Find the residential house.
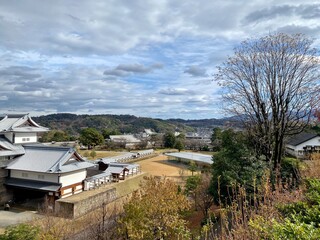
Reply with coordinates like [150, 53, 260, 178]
[286, 132, 320, 158]
[109, 134, 141, 149]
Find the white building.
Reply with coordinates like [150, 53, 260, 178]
[286, 133, 320, 158]
[0, 114, 94, 208]
[6, 145, 94, 200]
[109, 134, 141, 149]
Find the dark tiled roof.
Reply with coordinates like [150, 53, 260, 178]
[287, 132, 319, 146]
[5, 178, 61, 192]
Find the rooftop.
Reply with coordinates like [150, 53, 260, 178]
[6, 145, 94, 173]
[166, 152, 213, 165]
[287, 132, 319, 146]
[0, 136, 25, 158]
[0, 114, 49, 133]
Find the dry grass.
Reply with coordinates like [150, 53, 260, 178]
[137, 154, 193, 179]
[302, 153, 320, 178]
[77, 150, 124, 160]
[201, 179, 304, 240]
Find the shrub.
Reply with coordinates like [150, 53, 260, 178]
[0, 224, 40, 240]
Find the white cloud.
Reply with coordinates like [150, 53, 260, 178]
[0, 0, 319, 119]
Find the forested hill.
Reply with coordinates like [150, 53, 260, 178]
[33, 113, 235, 136]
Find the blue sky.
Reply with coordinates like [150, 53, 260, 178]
[0, 0, 320, 119]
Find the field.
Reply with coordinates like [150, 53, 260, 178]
[77, 150, 194, 179]
[77, 150, 123, 160]
[135, 154, 193, 182]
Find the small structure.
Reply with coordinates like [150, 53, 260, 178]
[96, 152, 135, 165]
[286, 133, 320, 158]
[109, 134, 141, 149]
[131, 149, 154, 158]
[144, 129, 156, 135]
[95, 149, 154, 164]
[84, 162, 141, 190]
[166, 152, 213, 166]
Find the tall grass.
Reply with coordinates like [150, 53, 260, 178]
[201, 169, 308, 239]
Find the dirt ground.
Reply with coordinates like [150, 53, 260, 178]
[136, 154, 193, 180]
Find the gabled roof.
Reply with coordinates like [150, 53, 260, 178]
[107, 166, 127, 174]
[109, 162, 139, 170]
[0, 113, 49, 133]
[6, 145, 94, 173]
[287, 133, 319, 146]
[0, 136, 25, 157]
[95, 152, 135, 164]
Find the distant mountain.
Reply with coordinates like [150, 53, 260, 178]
[167, 118, 226, 128]
[34, 113, 241, 136]
[168, 115, 244, 128]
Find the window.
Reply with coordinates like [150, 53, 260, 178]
[22, 172, 28, 177]
[22, 138, 30, 142]
[0, 156, 9, 161]
[38, 175, 44, 180]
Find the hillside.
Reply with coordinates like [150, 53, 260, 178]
[34, 113, 241, 136]
[33, 113, 195, 136]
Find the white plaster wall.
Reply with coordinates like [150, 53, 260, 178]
[287, 137, 320, 152]
[61, 193, 72, 198]
[14, 132, 37, 144]
[63, 188, 72, 194]
[294, 137, 320, 150]
[59, 170, 86, 187]
[10, 170, 59, 182]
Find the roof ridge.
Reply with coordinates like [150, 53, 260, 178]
[10, 114, 28, 130]
[47, 148, 75, 172]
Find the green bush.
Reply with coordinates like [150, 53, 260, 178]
[278, 201, 309, 218]
[90, 150, 97, 158]
[251, 178, 320, 239]
[305, 178, 320, 204]
[250, 216, 320, 240]
[0, 224, 40, 240]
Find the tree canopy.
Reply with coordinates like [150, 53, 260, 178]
[210, 129, 267, 204]
[216, 33, 320, 176]
[79, 128, 104, 148]
[163, 132, 176, 148]
[119, 176, 190, 240]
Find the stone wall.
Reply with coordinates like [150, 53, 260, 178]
[55, 173, 148, 219]
[0, 169, 12, 206]
[55, 188, 116, 218]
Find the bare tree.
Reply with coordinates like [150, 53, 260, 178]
[216, 33, 320, 178]
[74, 201, 120, 240]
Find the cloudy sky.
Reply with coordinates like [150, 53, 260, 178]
[0, 0, 320, 119]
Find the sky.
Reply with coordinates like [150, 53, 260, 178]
[0, 0, 320, 119]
